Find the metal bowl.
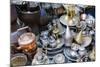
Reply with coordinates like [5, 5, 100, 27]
[11, 53, 27, 66]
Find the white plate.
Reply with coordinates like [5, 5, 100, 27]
[60, 15, 79, 26]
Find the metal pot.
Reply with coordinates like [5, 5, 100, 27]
[15, 2, 40, 27]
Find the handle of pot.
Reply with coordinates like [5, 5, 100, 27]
[17, 26, 32, 32]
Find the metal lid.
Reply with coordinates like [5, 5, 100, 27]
[18, 33, 35, 45]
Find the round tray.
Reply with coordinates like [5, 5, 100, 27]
[60, 15, 79, 26]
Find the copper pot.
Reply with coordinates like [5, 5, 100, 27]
[17, 32, 37, 53]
